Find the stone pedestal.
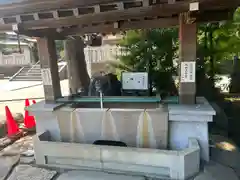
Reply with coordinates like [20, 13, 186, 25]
[168, 97, 215, 161]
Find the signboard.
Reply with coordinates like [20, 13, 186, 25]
[180, 62, 196, 82]
[122, 72, 148, 90]
[41, 68, 52, 86]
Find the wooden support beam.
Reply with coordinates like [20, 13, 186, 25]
[0, 8, 233, 33]
[194, 9, 234, 22]
[0, 0, 146, 17]
[13, 8, 233, 37]
[14, 0, 238, 32]
[37, 37, 62, 102]
[18, 28, 65, 39]
[178, 13, 196, 104]
[61, 17, 178, 35]
[17, 18, 177, 36]
[18, 2, 189, 30]
[0, 0, 238, 20]
[64, 37, 90, 95]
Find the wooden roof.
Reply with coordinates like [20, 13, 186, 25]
[0, 0, 239, 37]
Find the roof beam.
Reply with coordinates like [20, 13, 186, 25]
[0, 0, 238, 19]
[15, 9, 233, 37]
[0, 0, 155, 17]
[17, 0, 238, 31]
[64, 17, 178, 35]
[18, 2, 189, 30]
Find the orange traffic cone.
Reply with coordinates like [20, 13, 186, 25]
[32, 100, 36, 104]
[24, 99, 36, 129]
[5, 106, 20, 137]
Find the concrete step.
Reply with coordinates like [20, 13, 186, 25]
[13, 79, 42, 81]
[18, 73, 42, 76]
[18, 72, 41, 74]
[14, 75, 42, 78]
[15, 75, 41, 78]
[26, 68, 41, 71]
[10, 63, 66, 81]
[57, 171, 145, 180]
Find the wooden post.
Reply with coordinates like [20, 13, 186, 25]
[179, 13, 197, 104]
[64, 36, 90, 95]
[37, 37, 62, 102]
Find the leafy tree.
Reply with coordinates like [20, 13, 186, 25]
[114, 7, 240, 97]
[196, 8, 240, 94]
[114, 29, 178, 95]
[55, 40, 64, 59]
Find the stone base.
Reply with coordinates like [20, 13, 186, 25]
[57, 171, 145, 180]
[33, 131, 200, 180]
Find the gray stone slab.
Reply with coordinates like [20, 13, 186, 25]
[168, 103, 215, 116]
[0, 136, 33, 156]
[19, 156, 35, 164]
[0, 155, 19, 180]
[194, 171, 215, 180]
[210, 147, 240, 170]
[26, 100, 64, 112]
[7, 165, 57, 180]
[57, 171, 145, 180]
[203, 161, 238, 180]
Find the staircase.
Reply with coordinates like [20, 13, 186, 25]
[10, 61, 67, 81]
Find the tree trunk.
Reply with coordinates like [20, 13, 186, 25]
[209, 27, 214, 87]
[230, 56, 240, 93]
[64, 37, 90, 95]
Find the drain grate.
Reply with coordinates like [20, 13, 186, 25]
[93, 140, 127, 147]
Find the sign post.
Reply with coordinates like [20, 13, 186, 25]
[180, 62, 196, 83]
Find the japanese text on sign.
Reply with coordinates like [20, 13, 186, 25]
[180, 62, 196, 82]
[41, 68, 52, 85]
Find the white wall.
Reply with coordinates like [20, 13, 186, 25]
[0, 46, 32, 66]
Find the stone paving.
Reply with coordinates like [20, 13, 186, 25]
[57, 171, 145, 180]
[194, 161, 239, 180]
[8, 165, 57, 180]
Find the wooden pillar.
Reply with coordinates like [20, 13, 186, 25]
[179, 13, 197, 104]
[37, 37, 62, 102]
[64, 36, 90, 95]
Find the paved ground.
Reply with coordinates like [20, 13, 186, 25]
[0, 80, 70, 122]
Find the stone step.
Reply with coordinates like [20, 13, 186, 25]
[25, 69, 41, 72]
[18, 73, 42, 76]
[10, 63, 65, 81]
[57, 171, 146, 180]
[16, 76, 42, 79]
[14, 76, 42, 78]
[13, 79, 42, 81]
